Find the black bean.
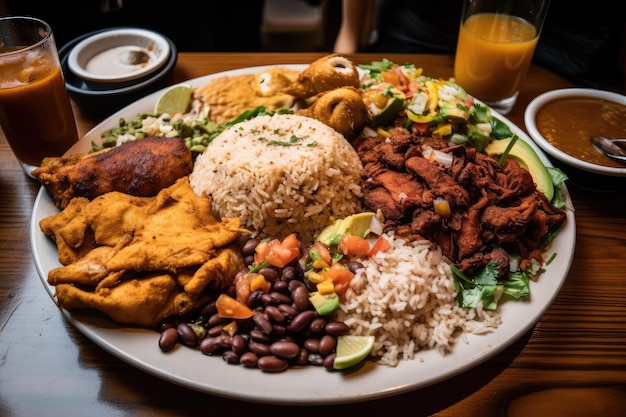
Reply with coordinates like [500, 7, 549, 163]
[269, 340, 300, 359]
[199, 337, 223, 355]
[278, 303, 299, 318]
[241, 239, 260, 257]
[240, 352, 259, 367]
[325, 321, 350, 336]
[246, 289, 264, 308]
[272, 324, 288, 335]
[323, 353, 336, 370]
[289, 310, 316, 333]
[207, 312, 228, 328]
[347, 260, 364, 273]
[257, 355, 289, 372]
[264, 305, 285, 323]
[318, 334, 336, 355]
[248, 341, 271, 356]
[291, 285, 310, 311]
[269, 291, 292, 305]
[207, 325, 225, 337]
[296, 348, 309, 366]
[303, 338, 320, 353]
[231, 334, 247, 355]
[288, 279, 306, 291]
[253, 311, 273, 334]
[222, 350, 240, 364]
[200, 301, 217, 318]
[272, 279, 289, 293]
[281, 265, 298, 281]
[249, 329, 272, 343]
[259, 267, 279, 282]
[158, 327, 179, 352]
[309, 317, 327, 333]
[177, 323, 198, 346]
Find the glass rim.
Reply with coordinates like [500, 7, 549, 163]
[0, 15, 53, 57]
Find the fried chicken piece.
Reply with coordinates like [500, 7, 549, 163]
[47, 245, 118, 286]
[54, 273, 211, 328]
[32, 136, 194, 209]
[42, 177, 250, 329]
[84, 193, 151, 247]
[183, 244, 243, 296]
[39, 197, 97, 265]
[280, 54, 360, 98]
[103, 179, 246, 272]
[297, 86, 369, 139]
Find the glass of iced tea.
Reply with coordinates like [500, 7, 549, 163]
[0, 16, 79, 178]
[453, 0, 551, 115]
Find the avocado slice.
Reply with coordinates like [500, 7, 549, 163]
[438, 82, 470, 122]
[363, 89, 406, 127]
[484, 138, 554, 201]
[316, 212, 375, 246]
[309, 291, 339, 315]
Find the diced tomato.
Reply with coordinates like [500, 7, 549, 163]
[411, 122, 430, 135]
[381, 68, 410, 92]
[338, 233, 370, 257]
[215, 294, 254, 319]
[318, 263, 354, 297]
[254, 233, 301, 268]
[234, 271, 251, 304]
[368, 236, 391, 257]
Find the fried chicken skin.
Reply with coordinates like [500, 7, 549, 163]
[32, 136, 193, 209]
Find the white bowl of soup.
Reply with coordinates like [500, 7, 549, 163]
[67, 27, 170, 85]
[524, 88, 626, 177]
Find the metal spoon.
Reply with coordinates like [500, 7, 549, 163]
[591, 135, 626, 163]
[118, 49, 151, 66]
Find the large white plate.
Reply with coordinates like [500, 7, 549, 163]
[31, 65, 576, 405]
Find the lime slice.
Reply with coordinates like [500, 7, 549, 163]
[333, 335, 375, 370]
[154, 84, 193, 115]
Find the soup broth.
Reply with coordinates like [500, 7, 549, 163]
[535, 97, 626, 168]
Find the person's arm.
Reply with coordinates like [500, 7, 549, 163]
[333, 0, 376, 53]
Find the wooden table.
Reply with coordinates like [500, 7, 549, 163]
[1, 53, 625, 416]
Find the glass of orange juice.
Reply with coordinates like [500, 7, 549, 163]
[0, 16, 79, 179]
[453, 0, 551, 115]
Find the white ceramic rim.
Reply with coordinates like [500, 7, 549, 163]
[524, 88, 626, 177]
[67, 28, 170, 83]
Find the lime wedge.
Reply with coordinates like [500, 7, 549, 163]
[333, 335, 375, 370]
[154, 84, 193, 115]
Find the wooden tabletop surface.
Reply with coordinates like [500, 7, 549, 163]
[1, 53, 625, 416]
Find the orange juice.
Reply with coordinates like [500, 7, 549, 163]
[0, 49, 78, 167]
[454, 13, 538, 102]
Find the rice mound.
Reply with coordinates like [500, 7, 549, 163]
[335, 234, 502, 367]
[189, 114, 363, 243]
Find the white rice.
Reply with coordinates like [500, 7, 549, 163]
[335, 234, 502, 367]
[189, 114, 363, 243]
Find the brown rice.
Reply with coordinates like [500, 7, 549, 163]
[189, 114, 363, 243]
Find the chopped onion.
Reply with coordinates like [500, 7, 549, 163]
[369, 214, 384, 236]
[422, 146, 454, 168]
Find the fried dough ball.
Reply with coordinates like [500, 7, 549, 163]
[298, 86, 369, 139]
[281, 54, 361, 98]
